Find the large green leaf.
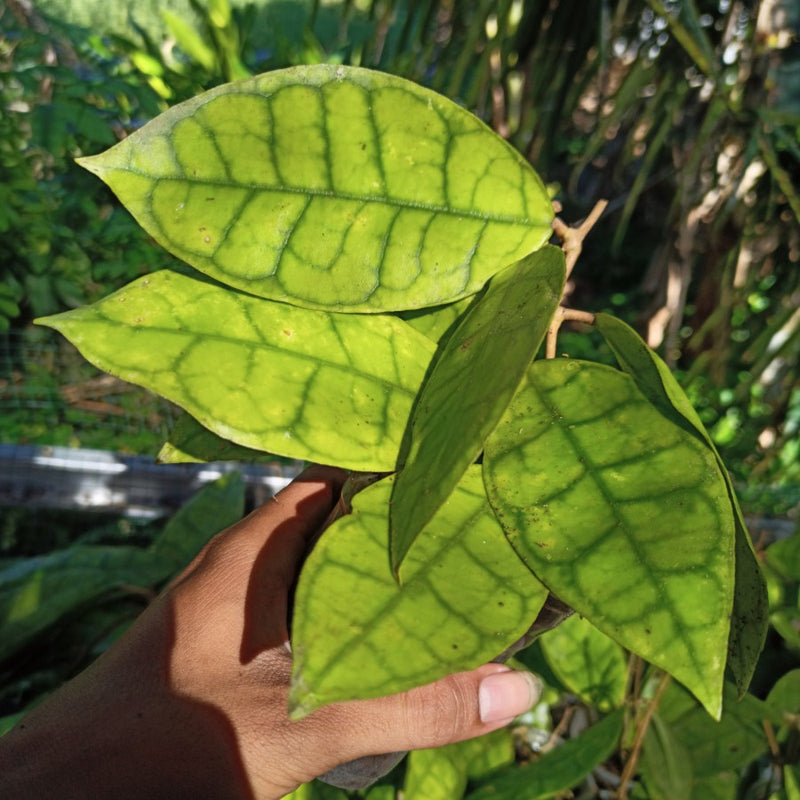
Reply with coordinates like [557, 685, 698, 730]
[483, 359, 735, 718]
[37, 270, 435, 471]
[465, 709, 624, 800]
[390, 246, 564, 573]
[77, 65, 553, 312]
[539, 613, 627, 712]
[594, 313, 768, 697]
[289, 468, 548, 716]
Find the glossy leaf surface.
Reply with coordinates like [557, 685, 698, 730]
[539, 613, 627, 711]
[289, 469, 548, 716]
[37, 270, 434, 471]
[78, 65, 553, 312]
[390, 246, 564, 573]
[595, 312, 768, 696]
[484, 359, 735, 718]
[465, 710, 623, 800]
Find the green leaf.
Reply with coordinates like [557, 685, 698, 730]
[37, 270, 435, 471]
[594, 313, 768, 698]
[158, 411, 279, 464]
[767, 668, 800, 721]
[689, 774, 738, 800]
[289, 468, 548, 716]
[483, 359, 735, 718]
[639, 714, 693, 800]
[766, 532, 800, 581]
[151, 471, 245, 567]
[403, 732, 515, 800]
[0, 546, 158, 664]
[660, 681, 770, 777]
[77, 65, 553, 312]
[390, 246, 565, 573]
[403, 749, 467, 800]
[539, 614, 627, 712]
[465, 709, 623, 800]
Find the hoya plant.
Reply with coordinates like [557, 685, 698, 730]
[37, 65, 768, 793]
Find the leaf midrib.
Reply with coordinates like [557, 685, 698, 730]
[108, 167, 549, 227]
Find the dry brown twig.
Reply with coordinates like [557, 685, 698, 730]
[546, 200, 609, 359]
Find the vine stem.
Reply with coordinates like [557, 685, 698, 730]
[615, 671, 672, 800]
[546, 200, 608, 358]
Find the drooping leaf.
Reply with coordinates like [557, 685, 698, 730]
[158, 411, 280, 464]
[595, 312, 768, 698]
[77, 65, 554, 312]
[289, 468, 548, 717]
[639, 713, 693, 800]
[484, 359, 735, 718]
[539, 614, 627, 712]
[659, 681, 771, 777]
[390, 246, 564, 574]
[465, 709, 624, 800]
[37, 270, 434, 471]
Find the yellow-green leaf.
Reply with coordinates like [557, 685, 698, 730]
[595, 313, 768, 697]
[37, 270, 434, 471]
[77, 65, 553, 312]
[484, 359, 735, 718]
[289, 468, 548, 716]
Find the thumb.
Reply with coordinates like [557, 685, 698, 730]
[304, 663, 541, 772]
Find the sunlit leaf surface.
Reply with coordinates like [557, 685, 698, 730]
[38, 270, 434, 471]
[78, 65, 553, 312]
[484, 359, 735, 718]
[290, 469, 547, 716]
[390, 246, 564, 573]
[595, 313, 768, 696]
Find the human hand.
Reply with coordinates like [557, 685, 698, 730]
[0, 465, 541, 800]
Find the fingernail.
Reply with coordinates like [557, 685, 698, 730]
[478, 671, 541, 724]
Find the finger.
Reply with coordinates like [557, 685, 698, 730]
[295, 664, 542, 770]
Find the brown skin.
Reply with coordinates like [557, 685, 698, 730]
[0, 466, 540, 800]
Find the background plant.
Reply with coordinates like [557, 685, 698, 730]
[1, 2, 798, 798]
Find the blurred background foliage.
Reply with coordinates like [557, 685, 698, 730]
[1, 2, 799, 797]
[1, 0, 798, 499]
